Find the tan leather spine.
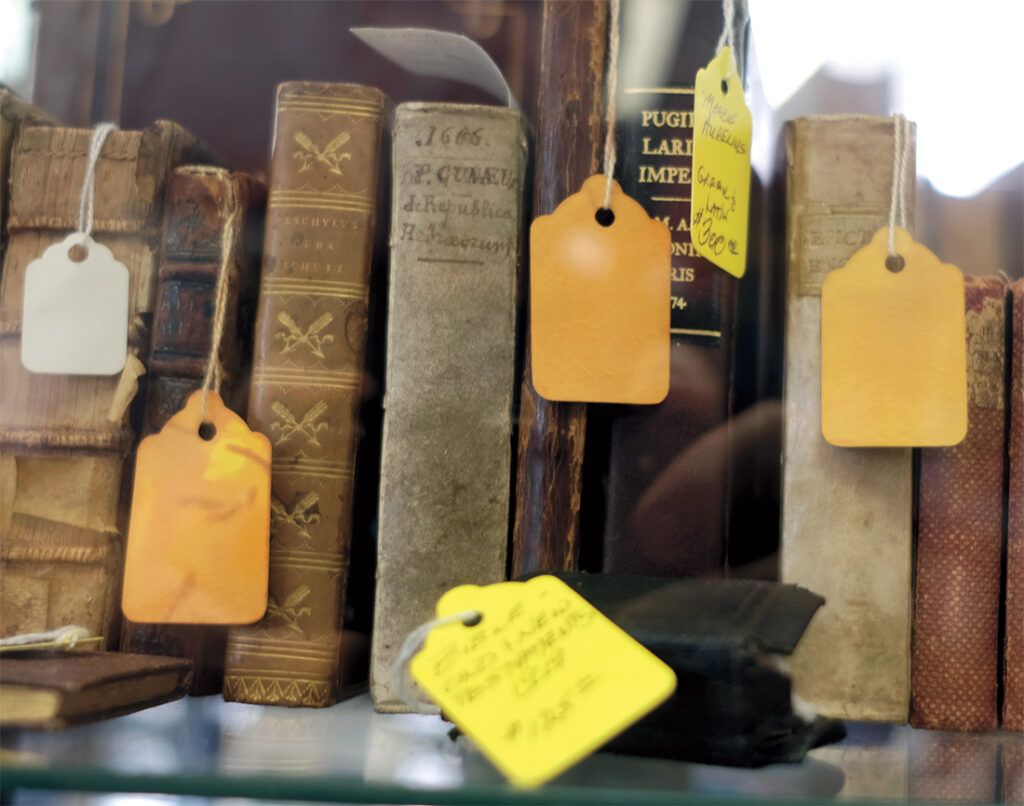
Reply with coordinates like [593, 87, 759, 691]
[0, 122, 211, 646]
[781, 115, 915, 722]
[371, 103, 527, 713]
[223, 82, 385, 708]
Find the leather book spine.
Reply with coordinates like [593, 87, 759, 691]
[1005, 278, 1024, 731]
[0, 122, 211, 647]
[1, 88, 55, 264]
[911, 276, 1007, 730]
[601, 0, 743, 577]
[511, 0, 606, 578]
[224, 82, 385, 708]
[119, 166, 265, 695]
[371, 103, 526, 712]
[781, 116, 915, 722]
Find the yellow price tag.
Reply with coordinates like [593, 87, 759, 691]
[691, 46, 751, 278]
[409, 576, 676, 788]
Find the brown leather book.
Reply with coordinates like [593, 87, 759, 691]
[0, 122, 213, 647]
[601, 0, 744, 577]
[1, 86, 55, 262]
[912, 276, 1007, 731]
[1005, 278, 1024, 732]
[119, 166, 265, 695]
[0, 651, 191, 729]
[370, 102, 527, 713]
[224, 82, 385, 708]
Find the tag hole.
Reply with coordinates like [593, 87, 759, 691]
[595, 208, 615, 227]
[885, 254, 905, 273]
[721, 78, 729, 95]
[463, 613, 483, 627]
[67, 243, 88, 263]
[198, 422, 217, 441]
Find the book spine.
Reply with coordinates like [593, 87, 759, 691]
[601, 0, 742, 577]
[511, 0, 606, 577]
[370, 103, 526, 712]
[1005, 278, 1024, 731]
[911, 277, 1007, 730]
[1, 89, 55, 264]
[223, 82, 384, 708]
[780, 116, 915, 722]
[120, 166, 264, 695]
[0, 122, 210, 647]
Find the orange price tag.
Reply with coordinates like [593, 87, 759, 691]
[821, 227, 968, 447]
[122, 390, 272, 624]
[530, 175, 670, 404]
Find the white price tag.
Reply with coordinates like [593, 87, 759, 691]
[21, 233, 129, 375]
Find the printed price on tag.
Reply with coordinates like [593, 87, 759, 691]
[410, 576, 676, 788]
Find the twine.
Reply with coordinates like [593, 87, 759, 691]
[76, 123, 118, 245]
[0, 625, 100, 653]
[887, 113, 912, 259]
[600, 0, 621, 210]
[392, 609, 481, 708]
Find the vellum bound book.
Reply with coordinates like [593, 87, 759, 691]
[370, 103, 527, 713]
[780, 116, 915, 722]
[0, 122, 212, 646]
[224, 82, 385, 708]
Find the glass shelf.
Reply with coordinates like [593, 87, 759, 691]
[2, 693, 1020, 804]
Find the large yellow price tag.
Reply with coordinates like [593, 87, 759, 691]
[409, 576, 676, 788]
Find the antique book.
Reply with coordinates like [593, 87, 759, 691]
[1005, 278, 1024, 732]
[223, 82, 385, 708]
[601, 0, 745, 577]
[0, 122, 213, 647]
[511, 0, 606, 577]
[911, 276, 1007, 730]
[370, 103, 526, 713]
[780, 116, 915, 722]
[119, 166, 265, 695]
[1, 86, 55, 261]
[0, 651, 191, 729]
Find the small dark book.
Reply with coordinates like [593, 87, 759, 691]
[0, 652, 192, 730]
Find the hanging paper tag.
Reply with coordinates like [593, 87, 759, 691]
[122, 390, 272, 624]
[21, 234, 129, 375]
[822, 227, 968, 447]
[410, 575, 676, 788]
[690, 46, 751, 278]
[530, 175, 670, 404]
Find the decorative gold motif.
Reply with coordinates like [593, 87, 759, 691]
[292, 131, 352, 177]
[275, 312, 335, 359]
[223, 675, 332, 708]
[266, 585, 313, 635]
[270, 492, 321, 540]
[269, 401, 329, 447]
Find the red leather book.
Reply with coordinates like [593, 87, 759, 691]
[1004, 278, 1024, 731]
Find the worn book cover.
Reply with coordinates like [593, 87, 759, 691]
[912, 276, 1006, 731]
[0, 86, 54, 263]
[0, 122, 213, 647]
[0, 651, 191, 729]
[224, 82, 385, 708]
[1005, 278, 1024, 732]
[781, 116, 915, 722]
[120, 166, 265, 695]
[371, 103, 527, 713]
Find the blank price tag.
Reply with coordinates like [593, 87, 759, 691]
[21, 234, 129, 375]
[122, 391, 272, 624]
[822, 227, 968, 447]
[530, 175, 670, 404]
[410, 575, 677, 788]
[691, 46, 751, 278]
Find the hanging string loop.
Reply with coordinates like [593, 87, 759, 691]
[75, 122, 118, 247]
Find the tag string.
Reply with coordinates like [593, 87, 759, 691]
[600, 0, 621, 211]
[715, 0, 737, 61]
[76, 122, 118, 244]
[0, 625, 99, 653]
[887, 113, 911, 259]
[392, 609, 480, 708]
[198, 184, 241, 423]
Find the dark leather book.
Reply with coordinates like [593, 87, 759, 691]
[912, 276, 1007, 731]
[601, 0, 746, 577]
[511, 0, 607, 577]
[0, 651, 191, 729]
[224, 82, 385, 708]
[119, 166, 265, 695]
[0, 122, 215, 648]
[539, 573, 845, 766]
[1005, 278, 1024, 732]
